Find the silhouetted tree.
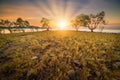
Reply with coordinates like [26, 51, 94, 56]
[24, 20, 30, 32]
[16, 18, 24, 27]
[0, 19, 4, 34]
[41, 18, 50, 31]
[4, 20, 13, 33]
[16, 18, 30, 32]
[73, 11, 106, 32]
[76, 14, 90, 26]
[71, 14, 90, 31]
[0, 18, 31, 33]
[87, 11, 106, 32]
[71, 19, 79, 31]
[16, 18, 24, 32]
[24, 20, 30, 27]
[0, 19, 4, 26]
[13, 22, 18, 27]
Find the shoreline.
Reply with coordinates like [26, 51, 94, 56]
[1, 30, 120, 35]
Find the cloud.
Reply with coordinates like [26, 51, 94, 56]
[0, 0, 120, 25]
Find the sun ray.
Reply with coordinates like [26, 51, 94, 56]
[57, 19, 68, 30]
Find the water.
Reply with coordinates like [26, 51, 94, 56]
[1, 25, 120, 34]
[78, 25, 120, 33]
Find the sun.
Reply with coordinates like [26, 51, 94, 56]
[58, 20, 68, 30]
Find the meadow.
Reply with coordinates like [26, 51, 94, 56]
[0, 31, 120, 80]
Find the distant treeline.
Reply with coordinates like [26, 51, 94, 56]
[0, 18, 41, 34]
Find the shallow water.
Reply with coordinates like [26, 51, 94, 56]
[77, 25, 120, 33]
[1, 25, 120, 34]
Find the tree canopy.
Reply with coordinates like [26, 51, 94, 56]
[40, 18, 51, 31]
[71, 11, 106, 32]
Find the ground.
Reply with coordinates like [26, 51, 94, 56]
[0, 31, 120, 80]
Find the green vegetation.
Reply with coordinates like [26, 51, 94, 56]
[0, 31, 120, 80]
[0, 18, 40, 34]
[71, 11, 106, 32]
[40, 18, 51, 31]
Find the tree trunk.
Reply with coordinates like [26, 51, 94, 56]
[8, 27, 12, 33]
[0, 29, 2, 34]
[47, 27, 49, 31]
[76, 29, 78, 31]
[76, 27, 79, 31]
[22, 29, 25, 32]
[88, 25, 96, 32]
[3, 29, 5, 34]
[91, 29, 94, 32]
[36, 29, 38, 32]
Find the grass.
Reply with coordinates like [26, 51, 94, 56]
[0, 31, 120, 80]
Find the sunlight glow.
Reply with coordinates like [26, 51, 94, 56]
[58, 20, 68, 30]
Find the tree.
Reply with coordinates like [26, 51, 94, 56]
[16, 18, 24, 27]
[4, 20, 13, 33]
[71, 19, 79, 31]
[4, 20, 10, 27]
[71, 14, 90, 31]
[0, 19, 13, 33]
[0, 19, 4, 34]
[16, 18, 30, 32]
[72, 11, 106, 32]
[0, 18, 31, 33]
[0, 19, 4, 26]
[87, 11, 106, 32]
[40, 18, 50, 31]
[16, 18, 24, 32]
[24, 20, 30, 27]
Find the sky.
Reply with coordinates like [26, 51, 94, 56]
[0, 0, 120, 26]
